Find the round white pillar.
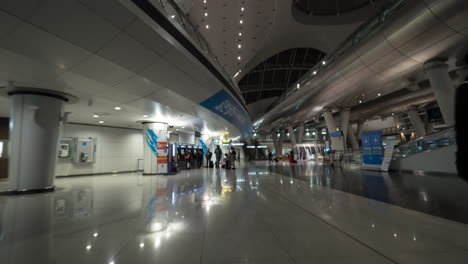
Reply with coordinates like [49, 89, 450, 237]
[142, 122, 168, 175]
[8, 90, 67, 192]
[424, 60, 455, 126]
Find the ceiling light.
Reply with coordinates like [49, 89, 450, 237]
[114, 106, 122, 110]
[93, 114, 99, 118]
[99, 121, 104, 124]
[86, 245, 92, 250]
[240, 20, 243, 24]
[239, 32, 242, 36]
[241, 7, 244, 11]
[204, 12, 208, 16]
[296, 83, 300, 89]
[171, 15, 175, 18]
[392, 113, 395, 116]
[377, 93, 381, 97]
[238, 44, 241, 48]
[237, 56, 241, 60]
[93, 233, 98, 237]
[359, 100, 362, 103]
[322, 61, 326, 65]
[203, 0, 206, 3]
[313, 71, 317, 75]
[206, 24, 209, 29]
[142, 115, 149, 118]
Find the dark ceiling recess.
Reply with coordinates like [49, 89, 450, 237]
[294, 0, 379, 16]
[239, 48, 325, 105]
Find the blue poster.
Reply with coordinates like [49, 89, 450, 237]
[362, 131, 383, 165]
[200, 89, 253, 136]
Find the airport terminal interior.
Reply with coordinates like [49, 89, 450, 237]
[1, 0, 468, 263]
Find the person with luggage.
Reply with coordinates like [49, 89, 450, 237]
[196, 149, 203, 168]
[230, 147, 237, 169]
[214, 145, 222, 169]
[222, 153, 229, 169]
[185, 152, 191, 169]
[206, 148, 213, 168]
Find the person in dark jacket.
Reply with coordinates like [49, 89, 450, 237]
[206, 148, 213, 167]
[230, 147, 237, 169]
[214, 145, 222, 169]
[456, 75, 468, 180]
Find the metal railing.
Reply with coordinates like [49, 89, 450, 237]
[393, 127, 456, 160]
[153, 0, 242, 96]
[267, 0, 409, 112]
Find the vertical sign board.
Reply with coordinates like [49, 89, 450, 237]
[362, 131, 383, 165]
[157, 142, 168, 174]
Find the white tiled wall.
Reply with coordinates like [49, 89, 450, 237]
[56, 124, 143, 176]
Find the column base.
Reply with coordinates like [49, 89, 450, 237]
[0, 186, 55, 195]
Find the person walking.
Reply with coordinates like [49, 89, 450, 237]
[268, 151, 273, 162]
[214, 145, 222, 169]
[230, 147, 237, 169]
[206, 148, 213, 168]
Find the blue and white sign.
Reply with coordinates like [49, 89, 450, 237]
[362, 131, 383, 165]
[200, 89, 253, 136]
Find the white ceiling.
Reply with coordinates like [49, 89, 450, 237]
[0, 0, 244, 137]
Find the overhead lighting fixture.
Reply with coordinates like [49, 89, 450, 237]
[114, 106, 122, 110]
[238, 44, 242, 49]
[171, 15, 175, 19]
[237, 56, 241, 60]
[240, 20, 243, 24]
[204, 12, 208, 16]
[359, 100, 362, 104]
[86, 245, 92, 250]
[377, 93, 381, 97]
[203, 0, 206, 3]
[206, 24, 209, 29]
[239, 32, 242, 36]
[313, 71, 317, 75]
[142, 115, 149, 118]
[322, 61, 326, 65]
[241, 7, 244, 11]
[93, 114, 99, 118]
[99, 121, 104, 124]
[233, 71, 240, 78]
[296, 83, 300, 89]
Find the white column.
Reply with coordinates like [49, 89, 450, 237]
[287, 125, 297, 151]
[340, 108, 350, 147]
[407, 107, 427, 138]
[278, 129, 285, 155]
[297, 125, 305, 144]
[323, 109, 342, 152]
[424, 60, 455, 126]
[143, 122, 168, 175]
[8, 91, 66, 192]
[348, 125, 360, 151]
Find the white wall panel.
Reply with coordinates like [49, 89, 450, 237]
[56, 123, 143, 176]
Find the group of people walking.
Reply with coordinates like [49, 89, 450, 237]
[212, 145, 237, 169]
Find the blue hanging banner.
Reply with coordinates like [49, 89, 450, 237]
[198, 139, 208, 157]
[200, 89, 252, 136]
[361, 131, 383, 165]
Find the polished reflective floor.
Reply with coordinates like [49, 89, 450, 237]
[269, 160, 468, 224]
[1, 161, 468, 263]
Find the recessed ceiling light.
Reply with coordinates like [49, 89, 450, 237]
[322, 61, 326, 65]
[241, 7, 244, 11]
[359, 100, 362, 104]
[182, 127, 185, 128]
[238, 44, 241, 48]
[206, 24, 209, 29]
[204, 12, 208, 16]
[240, 20, 243, 24]
[114, 106, 122, 110]
[171, 15, 175, 18]
[237, 56, 241, 60]
[142, 115, 149, 118]
[313, 71, 317, 75]
[239, 32, 242, 36]
[377, 93, 381, 97]
[203, 0, 206, 3]
[99, 121, 104, 124]
[296, 83, 300, 89]
[93, 114, 99, 118]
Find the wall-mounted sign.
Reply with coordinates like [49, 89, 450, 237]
[247, 146, 256, 149]
[231, 143, 244, 146]
[257, 145, 267, 148]
[329, 131, 343, 137]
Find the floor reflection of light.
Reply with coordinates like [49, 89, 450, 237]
[93, 232, 98, 237]
[139, 242, 145, 248]
[393, 233, 397, 238]
[154, 237, 161, 248]
[109, 261, 115, 264]
[86, 245, 92, 250]
[413, 236, 417, 241]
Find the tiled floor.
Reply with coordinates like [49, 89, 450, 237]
[1, 161, 468, 263]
